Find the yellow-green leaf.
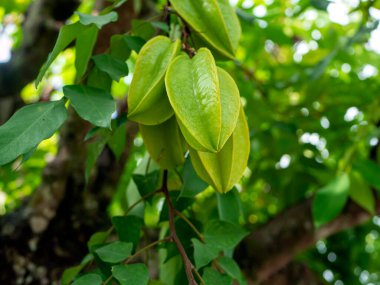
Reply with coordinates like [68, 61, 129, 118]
[189, 107, 250, 193]
[170, 0, 241, 60]
[127, 36, 181, 125]
[139, 116, 186, 170]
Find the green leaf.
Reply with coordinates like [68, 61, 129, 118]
[110, 35, 131, 60]
[132, 171, 160, 198]
[87, 231, 109, 251]
[76, 11, 118, 29]
[132, 19, 156, 40]
[75, 25, 98, 80]
[72, 273, 102, 285]
[124, 35, 146, 53]
[151, 21, 169, 33]
[204, 220, 248, 250]
[107, 121, 127, 159]
[62, 255, 94, 285]
[112, 215, 143, 250]
[218, 256, 242, 281]
[63, 85, 116, 128]
[88, 67, 112, 91]
[310, 0, 330, 11]
[95, 241, 133, 263]
[86, 135, 109, 183]
[36, 22, 85, 87]
[312, 173, 350, 228]
[202, 267, 232, 285]
[217, 188, 241, 224]
[192, 239, 219, 269]
[349, 171, 375, 214]
[112, 264, 149, 285]
[92, 54, 129, 81]
[353, 159, 380, 191]
[179, 157, 208, 198]
[0, 100, 67, 166]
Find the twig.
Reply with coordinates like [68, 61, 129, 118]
[125, 237, 171, 264]
[175, 210, 204, 242]
[125, 188, 162, 216]
[162, 170, 198, 285]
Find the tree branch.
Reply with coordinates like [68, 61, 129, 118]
[162, 170, 198, 285]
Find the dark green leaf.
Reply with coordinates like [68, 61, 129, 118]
[0, 100, 67, 166]
[217, 188, 241, 224]
[312, 173, 350, 228]
[124, 36, 146, 53]
[107, 122, 127, 159]
[112, 264, 149, 285]
[204, 220, 248, 250]
[349, 171, 375, 214]
[310, 0, 330, 11]
[86, 136, 109, 183]
[76, 11, 118, 29]
[75, 25, 98, 80]
[110, 35, 131, 60]
[353, 159, 380, 191]
[92, 54, 129, 81]
[88, 67, 112, 91]
[180, 157, 208, 198]
[151, 21, 169, 33]
[202, 267, 232, 285]
[132, 171, 160, 198]
[36, 22, 85, 87]
[95, 241, 133, 263]
[192, 239, 219, 269]
[132, 19, 156, 40]
[62, 254, 94, 285]
[112, 215, 143, 250]
[87, 231, 109, 251]
[63, 85, 115, 128]
[72, 273, 102, 285]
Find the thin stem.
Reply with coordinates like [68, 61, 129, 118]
[125, 188, 162, 216]
[102, 275, 113, 285]
[192, 267, 206, 285]
[162, 170, 198, 285]
[125, 237, 171, 264]
[175, 210, 204, 242]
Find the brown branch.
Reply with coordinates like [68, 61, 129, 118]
[236, 198, 378, 283]
[162, 170, 198, 285]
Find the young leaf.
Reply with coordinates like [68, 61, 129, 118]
[75, 25, 98, 80]
[202, 267, 232, 285]
[0, 100, 67, 166]
[312, 173, 350, 228]
[72, 273, 102, 285]
[95, 241, 133, 263]
[76, 11, 118, 29]
[179, 157, 208, 198]
[35, 22, 85, 87]
[92, 54, 129, 81]
[63, 85, 116, 128]
[112, 215, 143, 250]
[112, 264, 149, 285]
[204, 220, 248, 250]
[192, 239, 219, 269]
